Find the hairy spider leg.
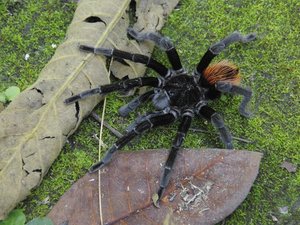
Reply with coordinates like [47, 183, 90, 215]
[127, 28, 183, 72]
[215, 81, 252, 118]
[79, 45, 170, 77]
[89, 110, 178, 173]
[198, 105, 233, 149]
[125, 109, 173, 134]
[157, 112, 193, 200]
[118, 90, 155, 117]
[195, 31, 256, 74]
[64, 77, 161, 104]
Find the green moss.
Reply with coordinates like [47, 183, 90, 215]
[0, 0, 76, 91]
[1, 0, 299, 224]
[19, 149, 93, 220]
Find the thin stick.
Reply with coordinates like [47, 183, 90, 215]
[97, 98, 106, 225]
[231, 136, 253, 143]
[190, 128, 253, 144]
[189, 128, 210, 134]
[91, 111, 123, 138]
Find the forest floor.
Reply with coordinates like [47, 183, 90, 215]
[0, 0, 299, 224]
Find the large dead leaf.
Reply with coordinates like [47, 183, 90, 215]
[48, 148, 262, 225]
[0, 0, 179, 219]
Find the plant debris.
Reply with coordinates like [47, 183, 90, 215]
[48, 149, 262, 225]
[280, 161, 297, 173]
[177, 180, 213, 213]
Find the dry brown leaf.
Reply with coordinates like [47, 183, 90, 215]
[48, 148, 263, 225]
[280, 161, 297, 173]
[0, 0, 179, 219]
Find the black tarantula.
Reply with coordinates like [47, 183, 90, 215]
[65, 28, 256, 200]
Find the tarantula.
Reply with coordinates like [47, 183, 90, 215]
[65, 28, 256, 200]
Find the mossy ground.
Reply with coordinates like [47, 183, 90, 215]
[0, 0, 299, 224]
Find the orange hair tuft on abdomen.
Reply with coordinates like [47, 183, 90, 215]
[203, 60, 241, 85]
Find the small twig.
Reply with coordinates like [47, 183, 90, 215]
[231, 136, 253, 144]
[91, 112, 123, 138]
[190, 127, 253, 144]
[189, 128, 210, 134]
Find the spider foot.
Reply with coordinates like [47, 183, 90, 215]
[239, 108, 253, 118]
[210, 31, 257, 54]
[79, 45, 113, 57]
[64, 95, 81, 104]
[242, 33, 257, 43]
[79, 45, 95, 53]
[225, 142, 234, 150]
[151, 186, 165, 208]
[64, 87, 101, 104]
[127, 27, 173, 51]
[89, 144, 118, 173]
[157, 186, 165, 201]
[118, 104, 133, 117]
[89, 161, 105, 173]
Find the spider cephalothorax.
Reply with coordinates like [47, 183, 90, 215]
[65, 28, 256, 200]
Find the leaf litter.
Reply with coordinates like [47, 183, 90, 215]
[280, 161, 297, 173]
[48, 148, 262, 225]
